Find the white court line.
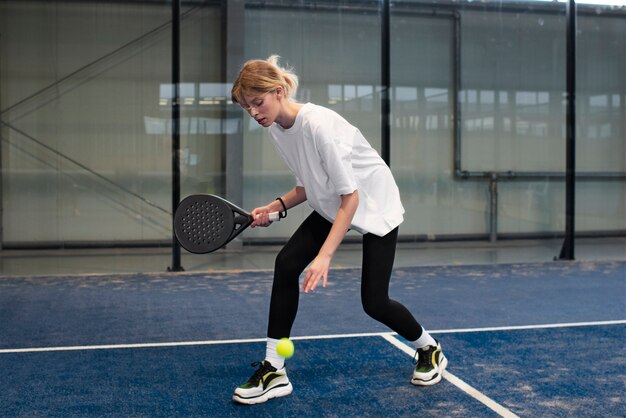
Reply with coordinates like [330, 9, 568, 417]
[380, 334, 519, 418]
[0, 338, 267, 354]
[0, 332, 393, 354]
[429, 319, 626, 334]
[1, 319, 624, 355]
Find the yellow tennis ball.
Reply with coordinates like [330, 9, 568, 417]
[276, 338, 294, 359]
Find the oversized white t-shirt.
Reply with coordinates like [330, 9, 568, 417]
[268, 103, 404, 237]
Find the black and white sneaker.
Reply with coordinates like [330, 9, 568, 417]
[233, 360, 293, 404]
[412, 340, 448, 386]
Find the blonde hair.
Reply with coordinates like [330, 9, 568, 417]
[231, 55, 299, 106]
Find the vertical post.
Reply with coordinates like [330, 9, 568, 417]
[380, 0, 391, 166]
[0, 126, 3, 252]
[169, 0, 183, 271]
[452, 12, 463, 177]
[489, 173, 498, 243]
[0, 31, 4, 251]
[559, 0, 576, 260]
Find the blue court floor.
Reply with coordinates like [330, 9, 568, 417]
[1, 260, 624, 417]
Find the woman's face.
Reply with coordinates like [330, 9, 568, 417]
[242, 89, 280, 128]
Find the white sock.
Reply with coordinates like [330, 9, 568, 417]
[265, 338, 284, 369]
[413, 327, 437, 349]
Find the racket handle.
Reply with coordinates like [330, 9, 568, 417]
[268, 212, 281, 222]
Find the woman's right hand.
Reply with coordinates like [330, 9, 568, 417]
[250, 206, 273, 228]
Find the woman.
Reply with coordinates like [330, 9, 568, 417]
[230, 56, 447, 405]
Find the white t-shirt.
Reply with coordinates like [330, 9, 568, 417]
[268, 103, 404, 237]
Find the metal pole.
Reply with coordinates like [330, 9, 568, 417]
[452, 12, 464, 178]
[380, 0, 391, 166]
[489, 173, 498, 243]
[169, 0, 183, 271]
[559, 0, 576, 260]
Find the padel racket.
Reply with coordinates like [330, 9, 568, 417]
[174, 194, 280, 254]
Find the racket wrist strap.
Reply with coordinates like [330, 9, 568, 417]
[275, 197, 288, 219]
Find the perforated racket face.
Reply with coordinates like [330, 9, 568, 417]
[174, 195, 235, 254]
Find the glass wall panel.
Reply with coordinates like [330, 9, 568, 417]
[179, 2, 223, 197]
[1, 1, 174, 245]
[457, 2, 567, 237]
[241, 2, 382, 240]
[1, 0, 624, 255]
[390, 8, 487, 237]
[576, 4, 626, 232]
[391, 1, 569, 238]
[459, 7, 566, 173]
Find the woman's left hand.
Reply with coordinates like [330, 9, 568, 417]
[302, 253, 332, 293]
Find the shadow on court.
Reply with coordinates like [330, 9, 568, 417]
[0, 261, 624, 416]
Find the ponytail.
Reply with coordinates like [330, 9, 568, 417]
[266, 55, 299, 99]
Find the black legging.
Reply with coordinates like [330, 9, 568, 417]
[267, 211, 423, 342]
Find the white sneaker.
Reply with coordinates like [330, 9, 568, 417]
[412, 340, 448, 386]
[233, 360, 293, 404]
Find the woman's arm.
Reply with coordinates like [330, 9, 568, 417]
[302, 190, 359, 293]
[278, 186, 308, 211]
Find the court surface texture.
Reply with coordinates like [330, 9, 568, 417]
[1, 260, 624, 417]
